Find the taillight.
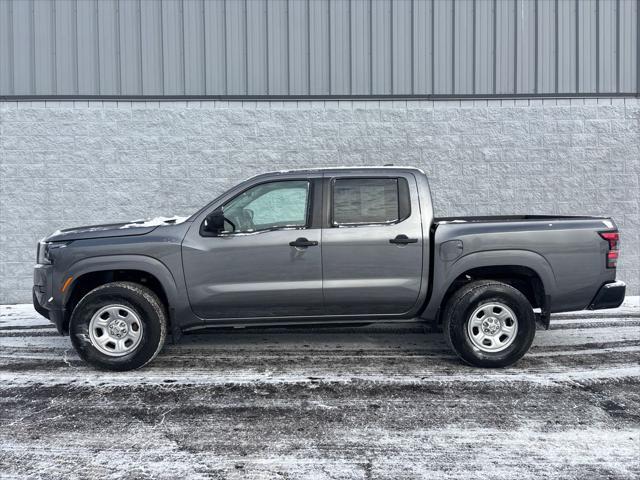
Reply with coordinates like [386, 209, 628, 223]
[599, 231, 620, 268]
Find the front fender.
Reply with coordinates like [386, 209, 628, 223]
[61, 255, 180, 308]
[423, 249, 557, 321]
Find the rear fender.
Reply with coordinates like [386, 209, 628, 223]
[423, 249, 557, 321]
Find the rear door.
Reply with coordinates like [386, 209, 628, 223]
[321, 172, 424, 315]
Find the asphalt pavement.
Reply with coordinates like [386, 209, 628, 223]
[1, 302, 639, 480]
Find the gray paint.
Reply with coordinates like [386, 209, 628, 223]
[33, 167, 620, 337]
[1, 0, 637, 98]
[320, 171, 426, 316]
[425, 217, 618, 320]
[182, 174, 325, 319]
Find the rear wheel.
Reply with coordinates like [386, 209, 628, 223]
[442, 280, 536, 368]
[69, 281, 167, 371]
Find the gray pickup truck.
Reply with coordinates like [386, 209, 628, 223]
[33, 167, 625, 370]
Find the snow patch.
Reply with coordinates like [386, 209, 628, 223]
[119, 216, 189, 229]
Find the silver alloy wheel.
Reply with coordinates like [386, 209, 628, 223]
[466, 302, 518, 353]
[88, 304, 144, 357]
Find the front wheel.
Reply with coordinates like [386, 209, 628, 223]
[69, 281, 167, 371]
[442, 280, 536, 368]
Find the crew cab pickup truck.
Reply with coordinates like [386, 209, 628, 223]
[33, 167, 625, 370]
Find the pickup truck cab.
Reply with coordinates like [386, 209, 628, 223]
[33, 167, 625, 370]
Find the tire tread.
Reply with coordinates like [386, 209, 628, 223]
[71, 281, 167, 370]
[442, 280, 535, 368]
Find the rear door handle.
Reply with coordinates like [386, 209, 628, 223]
[289, 237, 319, 248]
[389, 234, 418, 245]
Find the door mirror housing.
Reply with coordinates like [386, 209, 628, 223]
[202, 208, 226, 236]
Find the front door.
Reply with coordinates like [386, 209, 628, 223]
[321, 173, 424, 316]
[182, 178, 323, 319]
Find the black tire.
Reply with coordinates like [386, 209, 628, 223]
[69, 281, 167, 371]
[442, 280, 536, 368]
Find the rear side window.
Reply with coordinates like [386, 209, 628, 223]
[332, 177, 410, 226]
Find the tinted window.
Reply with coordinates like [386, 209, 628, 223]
[224, 181, 309, 233]
[332, 178, 400, 225]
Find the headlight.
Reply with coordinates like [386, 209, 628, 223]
[37, 242, 50, 264]
[37, 241, 70, 264]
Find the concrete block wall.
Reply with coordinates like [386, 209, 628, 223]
[0, 98, 638, 303]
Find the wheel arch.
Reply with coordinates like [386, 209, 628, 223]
[61, 255, 179, 334]
[423, 249, 556, 325]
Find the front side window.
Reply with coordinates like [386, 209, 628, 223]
[332, 178, 401, 226]
[223, 180, 310, 233]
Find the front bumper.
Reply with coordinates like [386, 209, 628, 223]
[33, 263, 52, 310]
[33, 264, 66, 334]
[588, 281, 626, 310]
[32, 287, 49, 319]
[32, 286, 66, 334]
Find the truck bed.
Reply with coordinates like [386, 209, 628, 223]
[434, 215, 608, 224]
[427, 214, 618, 317]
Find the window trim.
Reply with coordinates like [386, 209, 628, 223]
[200, 179, 313, 237]
[329, 176, 411, 228]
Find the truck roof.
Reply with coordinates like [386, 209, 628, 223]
[256, 166, 426, 177]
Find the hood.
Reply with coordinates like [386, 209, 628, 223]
[44, 216, 190, 242]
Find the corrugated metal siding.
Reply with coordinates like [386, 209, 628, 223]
[1, 0, 637, 97]
[97, 0, 120, 95]
[77, 0, 100, 95]
[371, 0, 391, 94]
[578, 0, 597, 93]
[413, 0, 431, 94]
[454, 0, 473, 95]
[268, 0, 289, 95]
[517, 0, 536, 93]
[350, 0, 370, 95]
[474, 0, 493, 94]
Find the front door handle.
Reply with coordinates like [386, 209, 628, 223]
[289, 237, 319, 248]
[389, 234, 418, 245]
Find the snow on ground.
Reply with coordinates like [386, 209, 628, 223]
[0, 302, 639, 479]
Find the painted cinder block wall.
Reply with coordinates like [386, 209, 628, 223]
[0, 98, 638, 303]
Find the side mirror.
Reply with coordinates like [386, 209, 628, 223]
[203, 208, 225, 235]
